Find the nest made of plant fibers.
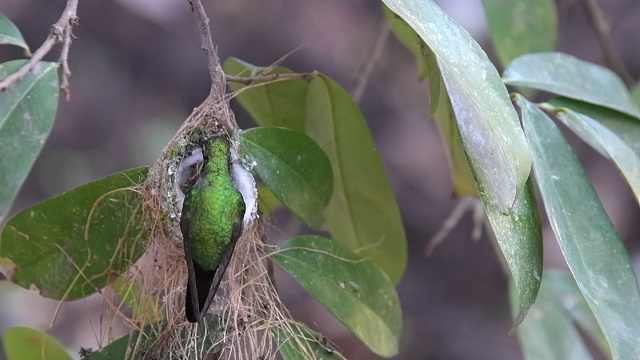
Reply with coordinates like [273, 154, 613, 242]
[101, 94, 313, 360]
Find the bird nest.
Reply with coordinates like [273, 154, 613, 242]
[111, 94, 303, 360]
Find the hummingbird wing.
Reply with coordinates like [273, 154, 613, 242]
[183, 219, 244, 323]
[197, 220, 243, 320]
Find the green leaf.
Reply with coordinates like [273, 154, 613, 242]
[273, 322, 346, 360]
[517, 95, 640, 360]
[632, 83, 640, 107]
[224, 57, 310, 132]
[424, 45, 477, 196]
[111, 276, 163, 323]
[383, 5, 428, 79]
[0, 167, 148, 300]
[541, 271, 610, 356]
[2, 326, 71, 360]
[547, 98, 640, 157]
[382, 0, 532, 212]
[504, 53, 640, 118]
[481, 0, 557, 68]
[240, 127, 333, 228]
[305, 75, 407, 283]
[87, 328, 149, 360]
[274, 236, 402, 358]
[483, 177, 542, 328]
[0, 60, 58, 221]
[554, 109, 640, 206]
[0, 13, 29, 51]
[512, 273, 595, 360]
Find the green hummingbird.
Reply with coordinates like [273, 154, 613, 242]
[180, 136, 246, 323]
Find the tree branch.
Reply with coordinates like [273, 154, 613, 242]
[188, 0, 225, 95]
[351, 18, 391, 103]
[0, 0, 79, 97]
[581, 0, 635, 88]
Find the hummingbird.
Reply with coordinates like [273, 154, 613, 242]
[180, 136, 246, 323]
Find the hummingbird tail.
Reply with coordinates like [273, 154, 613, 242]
[185, 263, 216, 323]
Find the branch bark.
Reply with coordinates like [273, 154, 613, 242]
[188, 0, 225, 95]
[581, 0, 635, 88]
[0, 0, 79, 98]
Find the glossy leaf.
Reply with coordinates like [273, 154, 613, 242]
[483, 177, 542, 327]
[547, 98, 640, 157]
[2, 326, 71, 360]
[224, 57, 310, 132]
[518, 96, 640, 360]
[424, 45, 477, 196]
[273, 236, 402, 357]
[0, 167, 148, 300]
[0, 60, 58, 221]
[383, 5, 428, 79]
[240, 127, 333, 228]
[512, 274, 594, 360]
[504, 53, 640, 118]
[541, 271, 610, 356]
[481, 0, 557, 68]
[273, 322, 346, 360]
[0, 13, 29, 51]
[555, 109, 640, 205]
[305, 75, 407, 283]
[383, 0, 532, 213]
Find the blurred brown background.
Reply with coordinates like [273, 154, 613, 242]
[1, 0, 639, 359]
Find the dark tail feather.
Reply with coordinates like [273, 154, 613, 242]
[185, 262, 216, 323]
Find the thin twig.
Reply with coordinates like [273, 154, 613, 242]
[425, 197, 485, 256]
[581, 0, 635, 88]
[225, 72, 315, 85]
[0, 0, 79, 94]
[351, 18, 391, 103]
[188, 0, 225, 95]
[59, 15, 78, 100]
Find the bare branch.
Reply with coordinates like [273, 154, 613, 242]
[425, 197, 485, 256]
[188, 0, 225, 95]
[225, 72, 316, 85]
[351, 19, 391, 103]
[0, 0, 79, 94]
[581, 0, 635, 88]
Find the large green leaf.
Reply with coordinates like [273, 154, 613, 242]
[273, 236, 402, 358]
[383, 5, 428, 79]
[2, 326, 71, 360]
[224, 57, 309, 132]
[483, 177, 542, 327]
[512, 273, 595, 360]
[385, 7, 475, 196]
[541, 271, 610, 356]
[518, 96, 640, 360]
[383, 0, 531, 213]
[0, 60, 58, 221]
[481, 0, 557, 68]
[504, 53, 640, 118]
[0, 167, 148, 300]
[547, 98, 640, 157]
[424, 45, 477, 196]
[240, 127, 333, 228]
[272, 322, 346, 360]
[0, 13, 29, 51]
[305, 75, 407, 283]
[555, 109, 640, 205]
